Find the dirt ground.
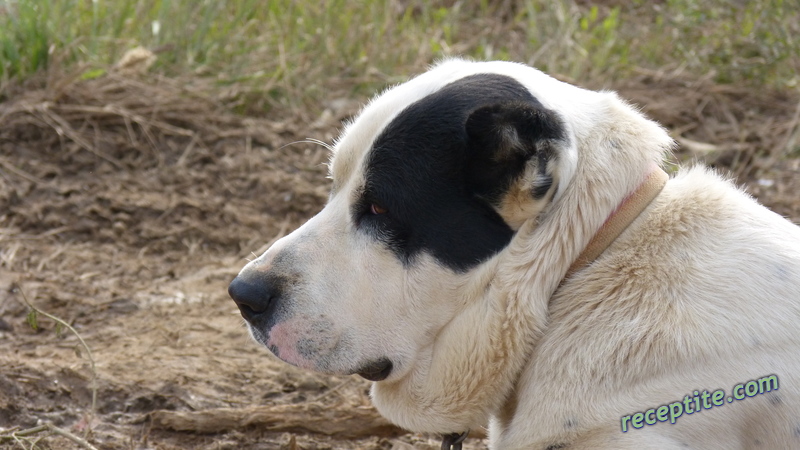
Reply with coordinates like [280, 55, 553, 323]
[0, 69, 798, 450]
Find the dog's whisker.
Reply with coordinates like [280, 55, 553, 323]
[304, 137, 334, 151]
[278, 138, 333, 152]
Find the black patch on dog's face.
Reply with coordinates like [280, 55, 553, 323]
[353, 73, 565, 272]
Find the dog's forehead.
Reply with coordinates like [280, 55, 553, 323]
[330, 66, 461, 193]
[330, 59, 594, 194]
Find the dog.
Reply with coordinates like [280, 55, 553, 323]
[228, 59, 800, 449]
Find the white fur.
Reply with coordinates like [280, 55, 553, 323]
[236, 59, 800, 449]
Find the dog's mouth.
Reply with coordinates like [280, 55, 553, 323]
[355, 358, 393, 381]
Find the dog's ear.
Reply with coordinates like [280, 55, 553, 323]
[464, 101, 563, 205]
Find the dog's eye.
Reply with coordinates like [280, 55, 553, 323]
[370, 203, 388, 215]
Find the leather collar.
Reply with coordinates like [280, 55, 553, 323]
[564, 165, 669, 279]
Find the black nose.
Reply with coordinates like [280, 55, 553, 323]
[228, 273, 279, 321]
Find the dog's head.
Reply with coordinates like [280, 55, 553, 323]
[228, 59, 668, 431]
[230, 60, 571, 373]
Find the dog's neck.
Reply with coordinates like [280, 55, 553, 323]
[563, 164, 669, 279]
[435, 166, 670, 449]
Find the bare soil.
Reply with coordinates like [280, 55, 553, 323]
[0, 69, 798, 449]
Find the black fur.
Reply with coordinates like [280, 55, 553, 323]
[354, 73, 565, 272]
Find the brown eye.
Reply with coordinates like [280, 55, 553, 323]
[370, 203, 388, 215]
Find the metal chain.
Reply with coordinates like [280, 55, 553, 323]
[441, 430, 469, 450]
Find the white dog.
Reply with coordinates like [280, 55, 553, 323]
[229, 59, 800, 449]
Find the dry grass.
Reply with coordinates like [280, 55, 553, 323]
[2, 1, 798, 112]
[612, 69, 800, 177]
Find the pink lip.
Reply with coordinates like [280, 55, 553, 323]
[266, 321, 316, 370]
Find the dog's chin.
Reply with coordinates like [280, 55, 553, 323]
[354, 357, 393, 381]
[251, 324, 394, 380]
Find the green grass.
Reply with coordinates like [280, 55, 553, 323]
[1, 0, 798, 110]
